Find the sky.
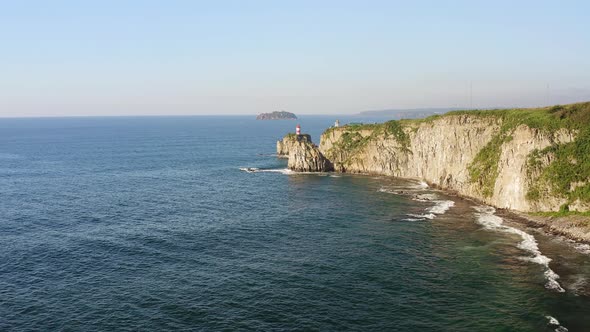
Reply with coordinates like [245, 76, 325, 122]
[1, 0, 590, 117]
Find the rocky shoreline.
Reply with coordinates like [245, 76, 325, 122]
[276, 102, 590, 247]
[423, 181, 590, 244]
[276, 134, 590, 247]
[512, 212, 590, 244]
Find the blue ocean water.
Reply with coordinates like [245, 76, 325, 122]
[1, 116, 590, 331]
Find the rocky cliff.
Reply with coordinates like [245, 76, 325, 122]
[276, 134, 333, 172]
[280, 102, 590, 213]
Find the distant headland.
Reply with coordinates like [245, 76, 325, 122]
[256, 111, 297, 120]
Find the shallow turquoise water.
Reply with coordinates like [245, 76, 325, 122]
[0, 116, 589, 331]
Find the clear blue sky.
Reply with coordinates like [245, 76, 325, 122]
[1, 0, 589, 116]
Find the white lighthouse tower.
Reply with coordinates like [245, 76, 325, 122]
[296, 124, 301, 135]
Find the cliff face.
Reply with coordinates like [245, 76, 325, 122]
[319, 116, 581, 212]
[306, 103, 590, 213]
[277, 134, 333, 172]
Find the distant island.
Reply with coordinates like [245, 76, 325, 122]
[256, 111, 297, 120]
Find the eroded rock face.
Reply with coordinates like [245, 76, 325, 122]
[317, 116, 578, 212]
[275, 110, 589, 213]
[277, 134, 311, 158]
[276, 134, 333, 172]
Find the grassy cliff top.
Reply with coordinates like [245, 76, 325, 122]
[406, 101, 590, 132]
[325, 102, 590, 135]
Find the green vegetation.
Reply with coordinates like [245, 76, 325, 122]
[462, 102, 590, 198]
[381, 120, 410, 151]
[336, 131, 371, 152]
[525, 103, 590, 204]
[468, 134, 513, 197]
[325, 120, 411, 165]
[528, 124, 590, 203]
[532, 210, 590, 218]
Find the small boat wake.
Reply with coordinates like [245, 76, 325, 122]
[474, 206, 565, 293]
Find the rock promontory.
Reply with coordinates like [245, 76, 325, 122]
[276, 134, 333, 172]
[257, 111, 297, 120]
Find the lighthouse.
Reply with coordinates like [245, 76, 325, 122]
[296, 124, 301, 135]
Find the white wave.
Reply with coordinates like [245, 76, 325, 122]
[402, 217, 427, 222]
[239, 167, 294, 175]
[405, 200, 454, 221]
[239, 167, 259, 173]
[546, 316, 568, 331]
[407, 213, 436, 220]
[429, 200, 455, 215]
[378, 179, 429, 194]
[380, 182, 453, 221]
[547, 316, 560, 326]
[574, 243, 590, 255]
[412, 193, 439, 202]
[474, 206, 565, 293]
[406, 180, 429, 189]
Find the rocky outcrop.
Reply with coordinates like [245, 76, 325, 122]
[276, 134, 333, 172]
[277, 134, 311, 158]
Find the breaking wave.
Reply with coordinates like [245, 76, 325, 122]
[405, 199, 455, 221]
[378, 180, 429, 194]
[473, 206, 565, 293]
[239, 167, 294, 175]
[379, 184, 453, 221]
[546, 316, 568, 332]
[574, 243, 590, 255]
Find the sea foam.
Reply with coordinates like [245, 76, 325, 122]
[404, 198, 455, 221]
[546, 316, 568, 332]
[474, 206, 565, 293]
[379, 185, 454, 221]
[240, 167, 294, 175]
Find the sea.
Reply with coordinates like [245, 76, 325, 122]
[1, 115, 590, 332]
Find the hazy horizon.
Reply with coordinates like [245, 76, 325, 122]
[2, 1, 590, 117]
